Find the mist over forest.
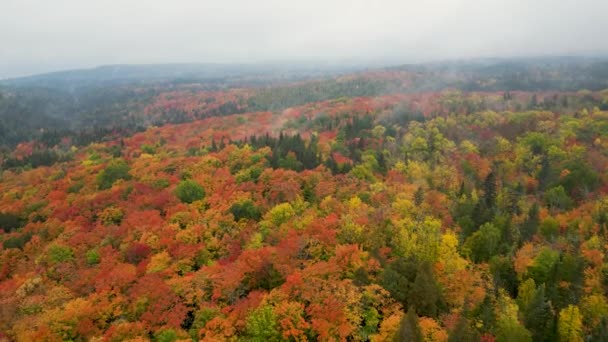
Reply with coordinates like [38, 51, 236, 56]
[2, 0, 608, 341]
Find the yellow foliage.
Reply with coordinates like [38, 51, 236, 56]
[394, 216, 441, 262]
[147, 251, 171, 273]
[370, 313, 402, 342]
[419, 317, 448, 342]
[437, 232, 467, 274]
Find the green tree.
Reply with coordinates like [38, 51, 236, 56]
[382, 258, 444, 318]
[154, 329, 178, 342]
[528, 247, 559, 285]
[414, 186, 425, 206]
[85, 249, 101, 265]
[395, 308, 423, 342]
[175, 179, 205, 204]
[544, 186, 573, 211]
[229, 200, 262, 221]
[496, 318, 532, 342]
[97, 159, 131, 190]
[409, 261, 444, 317]
[522, 285, 555, 341]
[382, 257, 418, 308]
[539, 217, 560, 241]
[448, 314, 480, 342]
[520, 203, 539, 241]
[48, 244, 74, 264]
[245, 304, 281, 341]
[463, 222, 501, 263]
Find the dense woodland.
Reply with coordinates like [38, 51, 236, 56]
[1, 59, 608, 341]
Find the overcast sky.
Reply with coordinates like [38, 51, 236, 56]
[1, 0, 607, 78]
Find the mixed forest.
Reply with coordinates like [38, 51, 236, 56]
[1, 58, 608, 341]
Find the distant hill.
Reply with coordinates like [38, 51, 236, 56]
[0, 63, 364, 88]
[1, 57, 608, 149]
[391, 56, 608, 91]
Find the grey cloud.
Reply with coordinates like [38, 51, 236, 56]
[1, 0, 607, 78]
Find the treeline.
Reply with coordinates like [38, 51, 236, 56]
[247, 78, 399, 111]
[0, 85, 155, 147]
[230, 132, 322, 171]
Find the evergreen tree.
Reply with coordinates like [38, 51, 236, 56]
[522, 285, 556, 341]
[395, 308, 423, 342]
[414, 186, 425, 207]
[592, 316, 608, 341]
[520, 203, 540, 242]
[449, 314, 480, 342]
[410, 261, 444, 317]
[472, 171, 497, 229]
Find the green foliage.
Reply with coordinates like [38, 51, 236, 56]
[394, 309, 423, 342]
[152, 178, 170, 189]
[2, 232, 32, 250]
[359, 307, 380, 339]
[528, 247, 560, 285]
[154, 329, 178, 342]
[97, 159, 131, 190]
[539, 217, 560, 240]
[463, 222, 502, 263]
[448, 314, 480, 342]
[414, 186, 425, 206]
[47, 244, 74, 264]
[67, 180, 85, 193]
[520, 203, 540, 241]
[382, 258, 445, 318]
[141, 144, 156, 154]
[230, 200, 262, 221]
[0, 212, 23, 232]
[85, 249, 101, 265]
[189, 307, 221, 339]
[559, 160, 599, 199]
[244, 304, 281, 341]
[490, 256, 518, 297]
[496, 318, 532, 342]
[544, 186, 573, 211]
[175, 179, 205, 204]
[521, 285, 555, 341]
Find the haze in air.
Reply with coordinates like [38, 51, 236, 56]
[3, 1, 608, 341]
[2, 0, 608, 78]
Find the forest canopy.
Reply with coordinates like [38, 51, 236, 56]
[1, 59, 608, 341]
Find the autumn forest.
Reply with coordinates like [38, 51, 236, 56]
[2, 58, 608, 341]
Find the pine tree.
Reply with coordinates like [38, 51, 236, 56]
[449, 313, 480, 342]
[409, 261, 443, 317]
[520, 203, 539, 242]
[395, 308, 423, 342]
[522, 285, 555, 341]
[414, 186, 425, 207]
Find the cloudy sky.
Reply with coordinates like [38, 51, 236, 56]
[1, 0, 607, 78]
